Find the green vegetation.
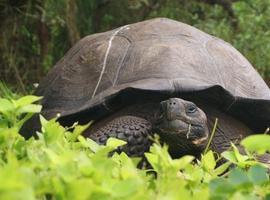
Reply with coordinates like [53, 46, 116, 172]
[1, 0, 270, 93]
[0, 93, 269, 199]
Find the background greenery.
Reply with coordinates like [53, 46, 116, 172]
[0, 0, 270, 93]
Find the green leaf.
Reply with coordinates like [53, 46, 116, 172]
[14, 96, 42, 107]
[68, 122, 92, 142]
[231, 192, 260, 200]
[231, 143, 249, 163]
[192, 187, 209, 200]
[201, 150, 216, 171]
[221, 151, 238, 163]
[66, 179, 94, 200]
[111, 179, 142, 197]
[144, 152, 158, 170]
[86, 138, 101, 153]
[77, 136, 101, 153]
[214, 162, 231, 176]
[77, 135, 90, 148]
[248, 165, 268, 185]
[40, 115, 48, 128]
[0, 98, 14, 113]
[228, 168, 251, 187]
[17, 104, 42, 114]
[106, 137, 126, 149]
[221, 146, 254, 168]
[241, 135, 270, 154]
[175, 155, 194, 170]
[42, 117, 66, 145]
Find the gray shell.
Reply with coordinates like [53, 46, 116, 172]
[36, 18, 270, 132]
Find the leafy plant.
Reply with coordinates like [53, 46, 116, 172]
[0, 94, 269, 199]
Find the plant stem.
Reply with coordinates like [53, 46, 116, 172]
[204, 118, 218, 154]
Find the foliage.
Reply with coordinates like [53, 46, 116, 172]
[0, 0, 270, 92]
[231, 0, 270, 78]
[0, 94, 269, 199]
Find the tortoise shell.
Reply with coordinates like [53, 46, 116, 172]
[35, 18, 270, 133]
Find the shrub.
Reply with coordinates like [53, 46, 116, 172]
[0, 95, 269, 199]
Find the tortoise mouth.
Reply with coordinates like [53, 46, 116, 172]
[154, 116, 207, 144]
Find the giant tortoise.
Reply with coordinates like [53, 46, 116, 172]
[22, 18, 270, 160]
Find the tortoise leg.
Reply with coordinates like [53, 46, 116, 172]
[206, 110, 270, 165]
[84, 116, 153, 157]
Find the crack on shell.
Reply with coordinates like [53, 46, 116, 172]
[92, 25, 130, 98]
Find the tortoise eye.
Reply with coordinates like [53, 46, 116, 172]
[186, 104, 197, 114]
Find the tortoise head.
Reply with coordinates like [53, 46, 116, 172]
[154, 98, 209, 155]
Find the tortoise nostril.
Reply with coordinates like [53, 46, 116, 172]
[168, 100, 177, 108]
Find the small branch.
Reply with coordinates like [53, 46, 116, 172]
[9, 50, 26, 94]
[36, 0, 50, 80]
[66, 0, 80, 45]
[9, 18, 26, 94]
